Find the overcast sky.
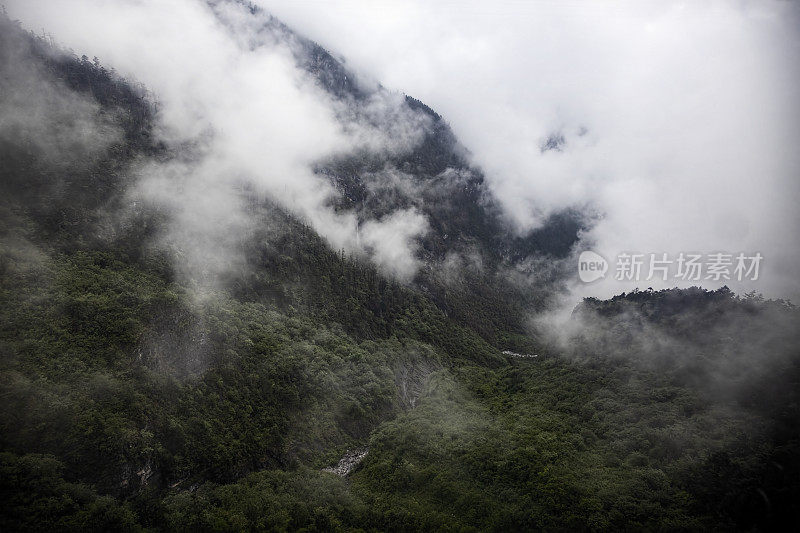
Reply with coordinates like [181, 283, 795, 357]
[7, 0, 800, 301]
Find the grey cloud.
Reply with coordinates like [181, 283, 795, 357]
[8, 0, 799, 303]
[6, 0, 434, 289]
[0, 29, 121, 169]
[260, 0, 800, 303]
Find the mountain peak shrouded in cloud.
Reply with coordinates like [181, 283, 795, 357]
[5, 0, 586, 289]
[3, 0, 423, 284]
[4, 0, 799, 298]
[260, 0, 800, 302]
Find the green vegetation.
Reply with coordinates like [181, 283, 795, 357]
[3, 237, 797, 530]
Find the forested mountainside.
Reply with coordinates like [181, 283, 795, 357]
[1, 4, 799, 532]
[203, 0, 586, 347]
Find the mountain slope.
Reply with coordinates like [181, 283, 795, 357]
[1, 6, 799, 532]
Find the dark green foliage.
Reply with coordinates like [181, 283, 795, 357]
[0, 452, 141, 532]
[159, 467, 371, 531]
[571, 287, 800, 530]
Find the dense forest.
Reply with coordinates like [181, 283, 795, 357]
[1, 4, 799, 531]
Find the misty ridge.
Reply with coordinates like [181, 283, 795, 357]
[1, 0, 799, 531]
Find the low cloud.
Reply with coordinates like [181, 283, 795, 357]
[360, 208, 428, 281]
[0, 26, 121, 168]
[261, 0, 800, 302]
[7, 0, 432, 288]
[8, 0, 799, 303]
